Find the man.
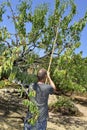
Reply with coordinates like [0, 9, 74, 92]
[24, 68, 56, 130]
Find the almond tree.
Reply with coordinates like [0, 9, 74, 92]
[0, 0, 87, 92]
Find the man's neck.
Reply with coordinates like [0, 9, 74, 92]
[38, 81, 44, 84]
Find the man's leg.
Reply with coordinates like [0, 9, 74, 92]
[24, 122, 37, 130]
[36, 120, 47, 130]
[24, 122, 31, 130]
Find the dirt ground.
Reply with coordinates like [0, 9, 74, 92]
[0, 88, 87, 130]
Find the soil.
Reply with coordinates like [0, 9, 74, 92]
[0, 88, 87, 130]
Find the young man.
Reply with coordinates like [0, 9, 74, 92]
[24, 68, 56, 130]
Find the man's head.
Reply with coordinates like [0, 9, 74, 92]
[37, 68, 47, 82]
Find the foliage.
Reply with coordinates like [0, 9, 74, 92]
[53, 53, 86, 93]
[23, 84, 39, 125]
[0, 0, 87, 81]
[0, 79, 11, 88]
[50, 96, 81, 116]
[8, 66, 37, 84]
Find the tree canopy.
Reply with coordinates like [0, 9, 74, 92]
[0, 0, 87, 93]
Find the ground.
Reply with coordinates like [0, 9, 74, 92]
[0, 88, 87, 130]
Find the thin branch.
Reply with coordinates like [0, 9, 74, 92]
[4, 41, 11, 48]
[7, 0, 19, 45]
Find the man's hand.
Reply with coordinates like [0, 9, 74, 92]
[47, 71, 50, 79]
[46, 71, 56, 90]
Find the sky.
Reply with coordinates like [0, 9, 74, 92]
[0, 0, 87, 57]
[73, 0, 87, 57]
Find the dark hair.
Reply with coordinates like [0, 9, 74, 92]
[37, 68, 47, 81]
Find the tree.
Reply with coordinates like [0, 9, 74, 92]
[0, 0, 87, 91]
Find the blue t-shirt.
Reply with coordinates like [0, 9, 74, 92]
[27, 83, 54, 122]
